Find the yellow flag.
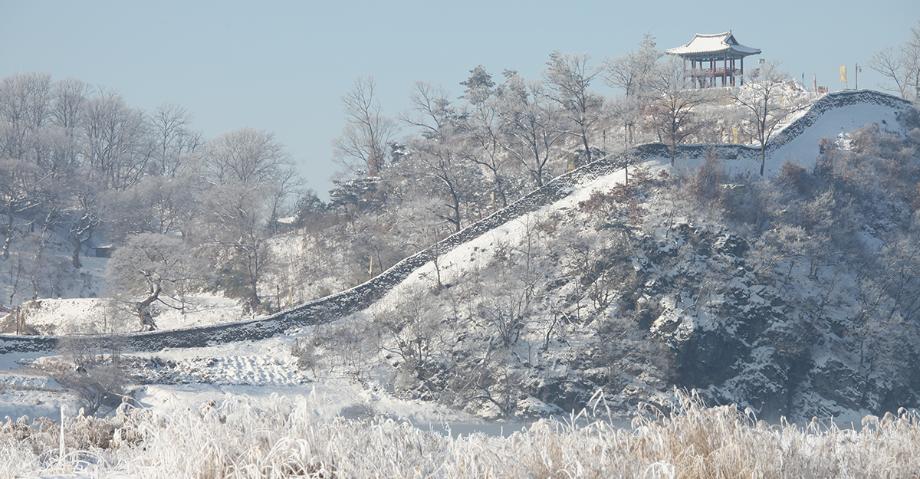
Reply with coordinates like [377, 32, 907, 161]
[731, 126, 740, 144]
[839, 65, 847, 84]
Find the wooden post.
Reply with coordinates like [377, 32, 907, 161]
[710, 59, 714, 87]
[712, 59, 717, 87]
[683, 58, 687, 88]
[691, 59, 696, 88]
[740, 57, 744, 86]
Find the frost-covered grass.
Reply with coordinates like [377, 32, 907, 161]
[3, 392, 920, 478]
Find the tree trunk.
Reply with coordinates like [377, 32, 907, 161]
[136, 285, 160, 331]
[670, 139, 677, 167]
[760, 146, 766, 176]
[2, 214, 13, 260]
[581, 128, 592, 162]
[247, 292, 261, 315]
[71, 238, 82, 269]
[493, 175, 507, 208]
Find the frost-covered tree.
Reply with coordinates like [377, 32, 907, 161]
[198, 129, 293, 312]
[373, 285, 446, 388]
[606, 34, 659, 100]
[606, 34, 659, 146]
[82, 91, 153, 190]
[496, 72, 566, 187]
[870, 21, 920, 101]
[0, 73, 52, 163]
[202, 128, 287, 185]
[150, 104, 201, 177]
[0, 159, 48, 259]
[335, 77, 397, 177]
[106, 233, 198, 330]
[104, 172, 201, 241]
[648, 58, 708, 165]
[544, 52, 604, 162]
[49, 78, 88, 172]
[56, 171, 102, 269]
[461, 66, 512, 208]
[404, 82, 482, 232]
[731, 62, 803, 176]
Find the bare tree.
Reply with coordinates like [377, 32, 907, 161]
[373, 285, 445, 386]
[606, 34, 659, 99]
[404, 82, 479, 233]
[870, 21, 920, 101]
[731, 62, 804, 176]
[82, 91, 153, 190]
[648, 58, 708, 166]
[267, 165, 303, 233]
[102, 171, 203, 245]
[335, 77, 396, 176]
[50, 78, 88, 171]
[0, 73, 52, 162]
[461, 66, 511, 208]
[606, 34, 660, 182]
[203, 128, 288, 185]
[150, 104, 201, 177]
[544, 52, 604, 161]
[876, 233, 920, 324]
[496, 73, 567, 187]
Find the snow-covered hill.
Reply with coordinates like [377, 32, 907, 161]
[0, 89, 916, 424]
[327, 90, 918, 421]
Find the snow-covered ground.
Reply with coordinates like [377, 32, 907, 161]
[0, 91, 911, 457]
[0, 294, 246, 335]
[0, 333, 520, 441]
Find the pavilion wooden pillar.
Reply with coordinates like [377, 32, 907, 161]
[709, 58, 716, 87]
[740, 57, 744, 86]
[731, 58, 736, 86]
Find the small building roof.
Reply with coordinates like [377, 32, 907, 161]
[666, 32, 761, 59]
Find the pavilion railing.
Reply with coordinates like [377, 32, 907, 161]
[689, 67, 742, 77]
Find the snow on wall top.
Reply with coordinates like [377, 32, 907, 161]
[666, 32, 761, 58]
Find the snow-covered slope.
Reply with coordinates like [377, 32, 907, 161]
[337, 90, 917, 420]
[0, 89, 915, 427]
[0, 90, 911, 356]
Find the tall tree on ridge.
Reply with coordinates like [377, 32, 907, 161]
[544, 52, 604, 162]
[335, 77, 396, 177]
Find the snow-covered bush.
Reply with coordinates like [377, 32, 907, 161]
[44, 337, 130, 416]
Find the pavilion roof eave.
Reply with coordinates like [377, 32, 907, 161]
[669, 51, 759, 61]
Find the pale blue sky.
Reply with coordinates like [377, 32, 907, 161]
[2, 1, 918, 193]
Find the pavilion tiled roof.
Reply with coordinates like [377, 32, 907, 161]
[666, 32, 761, 58]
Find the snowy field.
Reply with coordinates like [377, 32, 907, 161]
[0, 294, 246, 336]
